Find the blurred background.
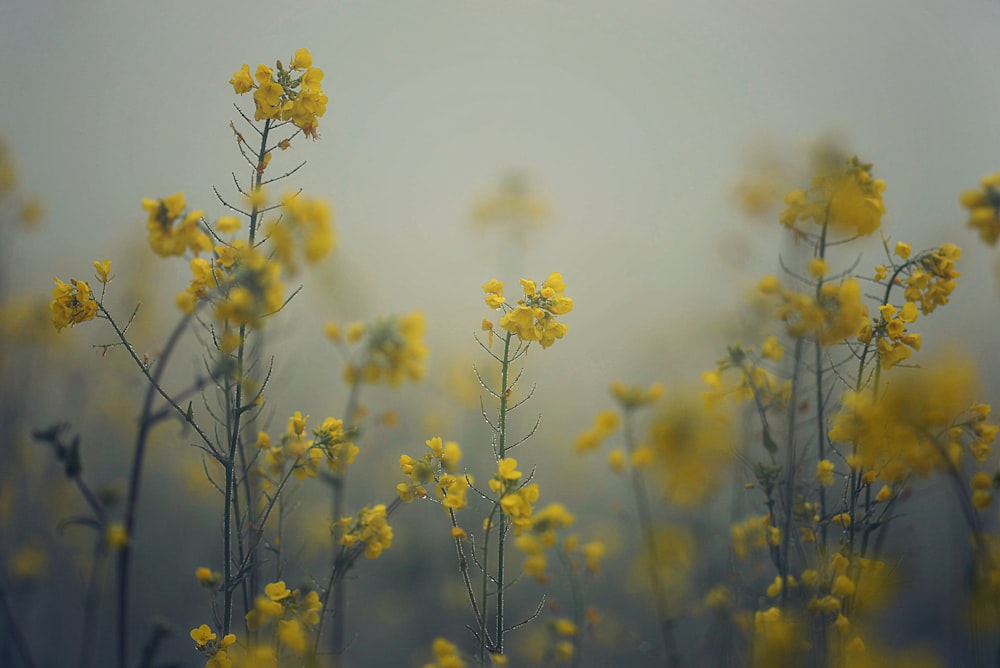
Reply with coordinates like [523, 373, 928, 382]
[3, 0, 1000, 665]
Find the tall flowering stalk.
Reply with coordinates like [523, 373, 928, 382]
[397, 272, 573, 663]
[46, 48, 338, 668]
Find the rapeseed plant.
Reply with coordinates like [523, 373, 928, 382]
[9, 40, 1000, 668]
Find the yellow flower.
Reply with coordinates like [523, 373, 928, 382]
[816, 459, 835, 486]
[93, 259, 112, 284]
[894, 241, 912, 260]
[195, 567, 217, 586]
[265, 580, 292, 601]
[104, 522, 128, 552]
[229, 64, 254, 94]
[50, 277, 98, 331]
[808, 257, 828, 278]
[291, 48, 313, 69]
[215, 216, 241, 234]
[190, 624, 217, 647]
[254, 79, 285, 121]
[483, 279, 506, 309]
[492, 273, 572, 348]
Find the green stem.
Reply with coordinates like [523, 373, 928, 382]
[222, 118, 271, 637]
[495, 331, 514, 656]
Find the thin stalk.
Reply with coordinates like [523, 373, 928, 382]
[554, 546, 584, 668]
[779, 336, 804, 611]
[494, 330, 514, 656]
[329, 373, 364, 661]
[622, 408, 681, 666]
[0, 576, 39, 668]
[116, 309, 193, 668]
[80, 538, 108, 668]
[222, 118, 271, 637]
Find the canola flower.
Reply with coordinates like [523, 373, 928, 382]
[49, 276, 98, 331]
[230, 48, 328, 139]
[482, 272, 572, 348]
[780, 155, 886, 237]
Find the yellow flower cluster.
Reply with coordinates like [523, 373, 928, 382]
[828, 357, 996, 482]
[513, 502, 577, 583]
[339, 504, 393, 559]
[730, 514, 780, 560]
[870, 301, 921, 370]
[961, 170, 1000, 245]
[265, 192, 336, 274]
[488, 458, 539, 533]
[610, 380, 664, 409]
[482, 273, 573, 348]
[211, 243, 285, 327]
[901, 244, 961, 316]
[779, 155, 886, 237]
[421, 637, 466, 668]
[142, 192, 212, 258]
[49, 276, 97, 331]
[646, 393, 733, 506]
[397, 437, 468, 510]
[189, 624, 236, 668]
[703, 343, 790, 413]
[174, 191, 334, 318]
[259, 412, 358, 483]
[758, 275, 868, 345]
[244, 580, 322, 661]
[751, 606, 808, 666]
[574, 409, 620, 453]
[342, 312, 428, 386]
[230, 48, 328, 139]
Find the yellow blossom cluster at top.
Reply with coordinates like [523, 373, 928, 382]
[482, 273, 573, 348]
[780, 155, 886, 237]
[229, 48, 327, 139]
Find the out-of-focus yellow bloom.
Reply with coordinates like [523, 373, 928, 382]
[142, 192, 212, 257]
[780, 154, 885, 237]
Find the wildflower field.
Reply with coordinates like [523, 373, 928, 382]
[4, 4, 1000, 668]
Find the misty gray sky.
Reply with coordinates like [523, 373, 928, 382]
[4, 0, 1000, 424]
